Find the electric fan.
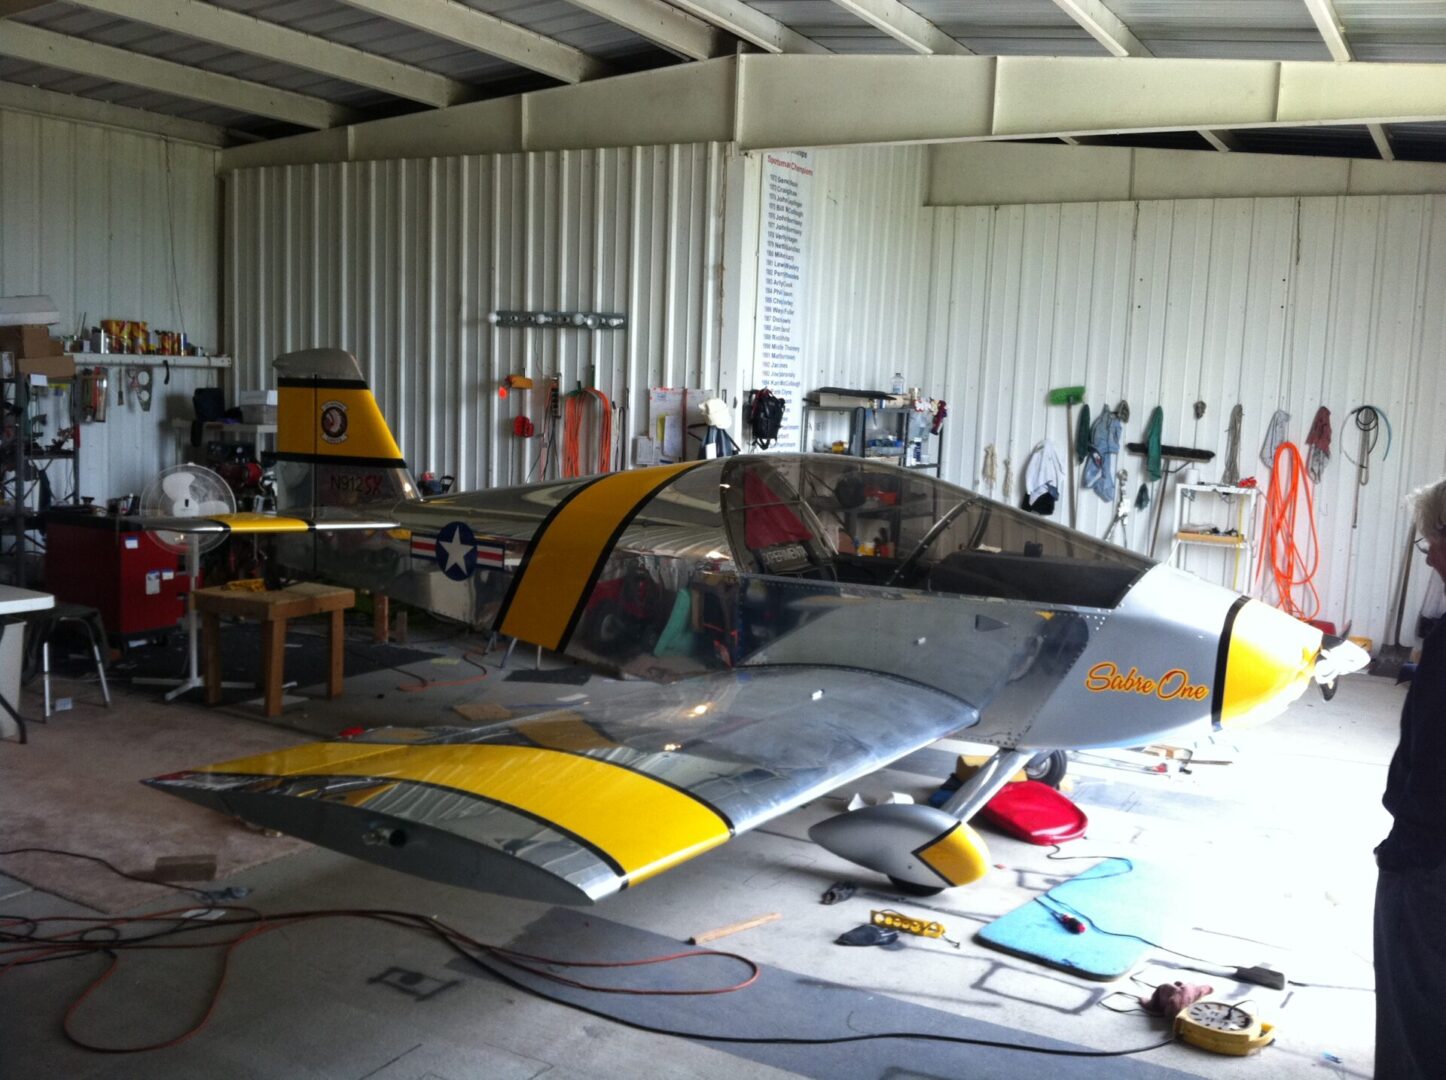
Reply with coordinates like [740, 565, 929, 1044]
[135, 465, 241, 701]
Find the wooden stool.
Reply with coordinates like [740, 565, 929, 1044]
[192, 583, 355, 717]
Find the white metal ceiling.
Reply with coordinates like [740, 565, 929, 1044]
[2, 0, 1445, 155]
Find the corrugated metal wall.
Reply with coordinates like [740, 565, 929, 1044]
[795, 145, 932, 394]
[226, 143, 730, 491]
[924, 194, 1446, 646]
[0, 108, 219, 501]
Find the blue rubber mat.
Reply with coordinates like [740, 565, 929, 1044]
[977, 858, 1173, 981]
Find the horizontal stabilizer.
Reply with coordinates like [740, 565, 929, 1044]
[120, 510, 398, 535]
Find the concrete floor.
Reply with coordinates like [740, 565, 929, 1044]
[1, 624, 1398, 1079]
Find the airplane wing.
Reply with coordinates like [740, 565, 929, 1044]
[146, 667, 978, 905]
[118, 511, 398, 535]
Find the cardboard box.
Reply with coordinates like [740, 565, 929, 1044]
[18, 354, 77, 378]
[0, 324, 61, 359]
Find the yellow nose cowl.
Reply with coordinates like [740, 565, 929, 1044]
[1214, 599, 1322, 729]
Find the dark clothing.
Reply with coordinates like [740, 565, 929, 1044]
[1378, 620, 1446, 872]
[1375, 619, 1446, 1079]
[1375, 864, 1446, 1079]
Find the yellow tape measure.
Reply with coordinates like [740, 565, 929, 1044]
[1174, 1000, 1275, 1056]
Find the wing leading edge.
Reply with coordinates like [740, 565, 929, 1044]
[146, 668, 978, 904]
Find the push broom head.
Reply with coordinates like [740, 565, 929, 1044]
[1047, 386, 1086, 406]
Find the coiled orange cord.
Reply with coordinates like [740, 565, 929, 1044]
[1257, 440, 1320, 620]
[561, 388, 613, 477]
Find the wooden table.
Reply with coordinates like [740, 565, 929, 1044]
[192, 583, 355, 717]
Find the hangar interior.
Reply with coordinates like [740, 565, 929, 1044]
[2, 2, 1444, 1077]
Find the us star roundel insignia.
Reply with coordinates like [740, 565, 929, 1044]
[434, 521, 478, 581]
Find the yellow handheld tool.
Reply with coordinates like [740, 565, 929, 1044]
[871, 909, 946, 940]
[1174, 999, 1275, 1056]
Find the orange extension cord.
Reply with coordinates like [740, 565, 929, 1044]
[1257, 440, 1321, 621]
[561, 388, 613, 478]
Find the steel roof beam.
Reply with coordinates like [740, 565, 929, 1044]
[64, 0, 472, 109]
[1050, 0, 1147, 58]
[0, 79, 228, 145]
[1050, 0, 1236, 152]
[1301, 0, 1394, 160]
[828, 0, 971, 55]
[0, 20, 359, 128]
[333, 0, 611, 84]
[566, 0, 730, 61]
[667, 0, 828, 54]
[1200, 130, 1240, 151]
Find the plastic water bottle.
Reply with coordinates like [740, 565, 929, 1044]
[891, 371, 905, 396]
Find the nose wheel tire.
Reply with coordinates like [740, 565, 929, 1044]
[1024, 750, 1068, 788]
[888, 876, 945, 897]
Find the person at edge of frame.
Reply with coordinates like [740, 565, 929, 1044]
[1374, 476, 1446, 1080]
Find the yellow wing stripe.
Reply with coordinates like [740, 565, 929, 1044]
[278, 385, 402, 461]
[200, 741, 730, 885]
[500, 462, 704, 650]
[915, 823, 990, 887]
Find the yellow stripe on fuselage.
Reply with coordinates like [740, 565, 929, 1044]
[200, 740, 729, 885]
[277, 385, 403, 462]
[500, 462, 704, 651]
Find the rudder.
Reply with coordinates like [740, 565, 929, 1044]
[272, 348, 418, 511]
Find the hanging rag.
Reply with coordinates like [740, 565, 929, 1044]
[1135, 482, 1151, 511]
[1260, 409, 1290, 470]
[1141, 407, 1164, 481]
[1305, 406, 1332, 483]
[1023, 439, 1065, 515]
[1221, 404, 1244, 486]
[1074, 403, 1092, 465]
[1002, 457, 1014, 504]
[1081, 406, 1123, 503]
[1116, 399, 1130, 423]
[981, 443, 998, 496]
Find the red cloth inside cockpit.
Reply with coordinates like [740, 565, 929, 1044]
[742, 467, 815, 550]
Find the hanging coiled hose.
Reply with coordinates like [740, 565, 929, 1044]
[1258, 441, 1321, 621]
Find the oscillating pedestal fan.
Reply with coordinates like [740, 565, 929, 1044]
[133, 465, 246, 701]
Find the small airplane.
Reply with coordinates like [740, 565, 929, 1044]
[143, 348, 1367, 904]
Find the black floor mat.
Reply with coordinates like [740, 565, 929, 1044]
[503, 665, 592, 685]
[99, 624, 439, 704]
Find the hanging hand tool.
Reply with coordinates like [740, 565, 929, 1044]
[1046, 385, 1085, 528]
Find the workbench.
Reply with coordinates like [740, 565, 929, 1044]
[192, 583, 355, 717]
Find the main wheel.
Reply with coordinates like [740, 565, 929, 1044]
[1024, 750, 1068, 788]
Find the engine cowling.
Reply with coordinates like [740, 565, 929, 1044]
[808, 803, 990, 890]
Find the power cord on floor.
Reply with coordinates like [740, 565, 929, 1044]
[1, 850, 1178, 1059]
[0, 847, 214, 903]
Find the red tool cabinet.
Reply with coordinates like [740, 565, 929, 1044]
[45, 511, 188, 637]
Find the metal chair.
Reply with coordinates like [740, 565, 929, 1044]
[38, 603, 111, 718]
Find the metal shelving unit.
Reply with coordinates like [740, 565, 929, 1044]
[801, 404, 942, 476]
[2, 375, 80, 586]
[1167, 482, 1259, 592]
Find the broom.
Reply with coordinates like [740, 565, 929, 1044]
[1047, 386, 1085, 527]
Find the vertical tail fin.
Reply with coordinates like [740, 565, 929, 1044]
[272, 348, 418, 511]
